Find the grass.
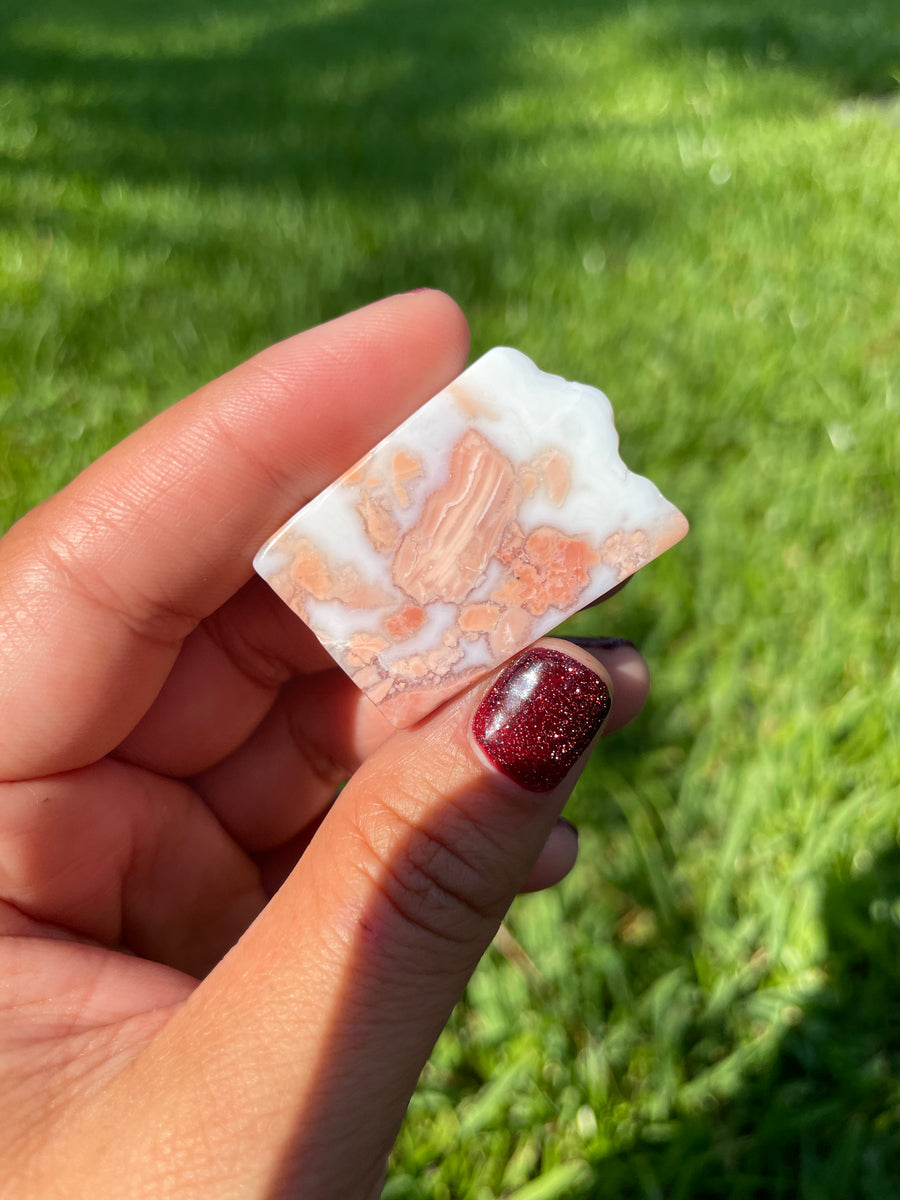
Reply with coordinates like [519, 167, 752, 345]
[1, 0, 899, 1194]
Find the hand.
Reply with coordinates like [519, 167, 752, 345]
[0, 292, 650, 1199]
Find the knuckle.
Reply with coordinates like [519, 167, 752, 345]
[34, 520, 197, 649]
[283, 695, 346, 794]
[204, 605, 290, 692]
[348, 778, 513, 950]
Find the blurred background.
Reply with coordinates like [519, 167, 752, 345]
[1, 0, 898, 1195]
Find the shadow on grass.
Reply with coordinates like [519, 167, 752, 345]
[1, 0, 894, 186]
[0, 0, 661, 380]
[0, 0, 638, 196]
[582, 842, 900, 1199]
[0, 0, 896, 233]
[3, 0, 896, 183]
[646, 0, 900, 98]
[1, 0, 895, 396]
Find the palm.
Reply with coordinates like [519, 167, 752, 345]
[0, 563, 397, 1171]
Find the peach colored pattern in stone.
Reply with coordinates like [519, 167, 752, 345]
[254, 348, 688, 727]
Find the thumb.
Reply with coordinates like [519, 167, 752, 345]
[76, 639, 614, 1198]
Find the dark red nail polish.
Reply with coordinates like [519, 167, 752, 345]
[472, 647, 611, 792]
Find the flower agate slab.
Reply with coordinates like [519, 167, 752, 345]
[253, 348, 688, 727]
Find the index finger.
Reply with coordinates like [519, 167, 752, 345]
[0, 291, 470, 780]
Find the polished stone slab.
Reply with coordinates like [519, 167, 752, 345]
[254, 348, 688, 727]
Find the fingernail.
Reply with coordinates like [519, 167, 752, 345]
[472, 647, 611, 792]
[567, 636, 637, 652]
[555, 816, 579, 842]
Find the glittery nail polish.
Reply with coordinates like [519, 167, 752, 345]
[472, 647, 611, 792]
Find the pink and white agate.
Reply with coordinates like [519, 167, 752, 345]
[253, 348, 688, 727]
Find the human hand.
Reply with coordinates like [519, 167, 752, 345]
[0, 292, 650, 1198]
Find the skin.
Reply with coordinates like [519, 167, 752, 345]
[0, 292, 651, 1199]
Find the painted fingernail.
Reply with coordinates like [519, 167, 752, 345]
[567, 636, 637, 652]
[472, 647, 611, 792]
[555, 816, 579, 842]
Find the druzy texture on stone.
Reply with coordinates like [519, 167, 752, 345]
[253, 348, 688, 728]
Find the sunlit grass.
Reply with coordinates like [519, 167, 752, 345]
[1, 0, 899, 1195]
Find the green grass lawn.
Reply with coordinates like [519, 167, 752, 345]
[2, 0, 899, 1194]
